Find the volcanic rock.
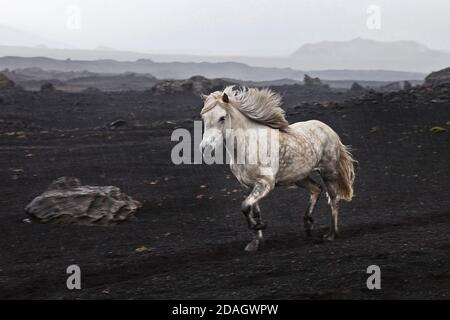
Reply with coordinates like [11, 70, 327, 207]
[25, 177, 141, 225]
[40, 82, 56, 92]
[109, 119, 128, 129]
[425, 67, 450, 86]
[151, 76, 232, 95]
[403, 81, 413, 90]
[303, 74, 323, 87]
[0, 73, 15, 89]
[380, 82, 402, 92]
[350, 82, 366, 92]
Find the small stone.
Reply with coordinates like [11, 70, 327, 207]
[135, 246, 151, 253]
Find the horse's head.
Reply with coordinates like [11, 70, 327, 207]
[199, 90, 231, 155]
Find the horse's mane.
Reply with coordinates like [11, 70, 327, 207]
[203, 86, 289, 130]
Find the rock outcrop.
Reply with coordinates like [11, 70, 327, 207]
[379, 82, 402, 92]
[151, 76, 232, 95]
[303, 74, 323, 87]
[25, 177, 141, 225]
[0, 73, 15, 89]
[350, 82, 366, 92]
[40, 82, 56, 92]
[347, 81, 450, 106]
[425, 67, 450, 86]
[403, 81, 413, 90]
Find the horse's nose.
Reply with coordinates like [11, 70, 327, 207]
[200, 138, 215, 155]
[199, 140, 205, 152]
[199, 140, 210, 154]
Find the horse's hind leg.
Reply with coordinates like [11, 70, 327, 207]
[322, 178, 339, 241]
[241, 180, 273, 252]
[296, 177, 322, 236]
[251, 203, 266, 231]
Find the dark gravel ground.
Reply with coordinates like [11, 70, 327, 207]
[0, 86, 449, 299]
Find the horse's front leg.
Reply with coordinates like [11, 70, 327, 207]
[241, 180, 273, 252]
[242, 203, 265, 252]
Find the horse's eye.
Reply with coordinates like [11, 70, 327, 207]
[219, 116, 226, 122]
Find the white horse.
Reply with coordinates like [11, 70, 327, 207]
[200, 86, 356, 251]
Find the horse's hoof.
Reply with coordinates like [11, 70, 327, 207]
[323, 233, 337, 241]
[253, 222, 267, 230]
[244, 239, 260, 252]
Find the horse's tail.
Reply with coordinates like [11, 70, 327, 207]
[336, 142, 356, 202]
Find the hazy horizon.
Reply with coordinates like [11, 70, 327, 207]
[1, 0, 450, 56]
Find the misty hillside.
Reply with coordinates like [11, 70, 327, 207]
[0, 56, 305, 81]
[289, 38, 450, 72]
[0, 20, 449, 74]
[0, 38, 447, 76]
[0, 56, 425, 82]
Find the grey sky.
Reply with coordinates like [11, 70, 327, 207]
[0, 0, 449, 55]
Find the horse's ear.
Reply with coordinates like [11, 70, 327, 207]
[200, 94, 208, 101]
[222, 93, 229, 103]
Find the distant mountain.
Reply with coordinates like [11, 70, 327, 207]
[1, 32, 449, 73]
[0, 56, 305, 81]
[0, 56, 425, 82]
[289, 38, 450, 73]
